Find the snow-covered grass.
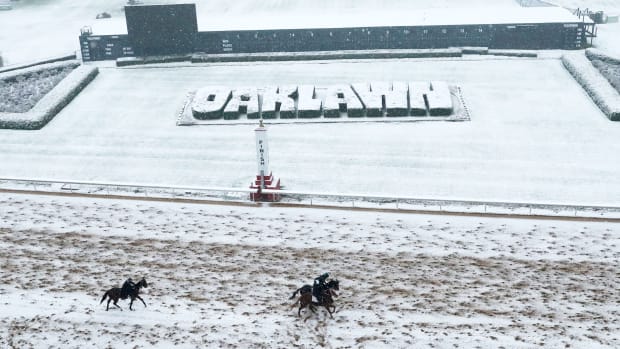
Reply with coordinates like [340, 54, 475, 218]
[0, 192, 618, 348]
[0, 60, 78, 113]
[0, 64, 99, 129]
[1, 58, 618, 205]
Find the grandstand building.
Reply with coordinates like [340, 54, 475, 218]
[79, 4, 596, 61]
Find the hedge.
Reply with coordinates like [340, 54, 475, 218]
[585, 48, 620, 66]
[562, 52, 620, 121]
[585, 48, 620, 95]
[0, 65, 99, 129]
[0, 53, 76, 74]
[191, 48, 463, 63]
[487, 50, 538, 58]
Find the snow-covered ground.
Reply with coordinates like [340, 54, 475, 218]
[1, 1, 620, 348]
[0, 192, 618, 348]
[1, 58, 619, 205]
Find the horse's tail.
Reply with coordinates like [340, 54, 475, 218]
[289, 288, 301, 300]
[100, 291, 108, 304]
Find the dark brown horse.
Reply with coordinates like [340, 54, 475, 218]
[100, 278, 148, 311]
[292, 280, 339, 320]
[289, 279, 339, 300]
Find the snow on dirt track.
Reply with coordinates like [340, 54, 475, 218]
[0, 193, 618, 348]
[1, 1, 620, 348]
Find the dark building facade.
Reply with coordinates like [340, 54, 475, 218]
[79, 4, 595, 62]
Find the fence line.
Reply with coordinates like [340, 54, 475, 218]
[0, 177, 619, 219]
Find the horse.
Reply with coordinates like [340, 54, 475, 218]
[289, 284, 312, 300]
[289, 279, 339, 300]
[100, 277, 148, 311]
[291, 279, 339, 320]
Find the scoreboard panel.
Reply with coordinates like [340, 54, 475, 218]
[124, 4, 198, 56]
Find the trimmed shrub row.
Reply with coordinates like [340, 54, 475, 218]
[0, 60, 80, 83]
[117, 47, 540, 67]
[590, 60, 620, 95]
[116, 57, 145, 67]
[0, 53, 77, 74]
[585, 48, 620, 65]
[190, 48, 463, 63]
[562, 53, 620, 121]
[487, 50, 538, 58]
[116, 55, 191, 67]
[0, 61, 80, 113]
[0, 65, 99, 129]
[585, 48, 620, 95]
[461, 47, 489, 55]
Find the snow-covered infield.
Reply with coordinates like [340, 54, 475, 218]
[0, 61, 99, 129]
[562, 51, 620, 121]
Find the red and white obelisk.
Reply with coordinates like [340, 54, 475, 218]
[250, 119, 281, 201]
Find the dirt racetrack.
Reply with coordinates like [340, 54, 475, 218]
[0, 193, 618, 348]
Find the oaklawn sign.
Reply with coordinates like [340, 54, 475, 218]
[177, 81, 469, 125]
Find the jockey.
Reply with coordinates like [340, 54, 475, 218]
[121, 278, 135, 299]
[312, 272, 329, 303]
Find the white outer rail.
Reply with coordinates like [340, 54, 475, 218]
[263, 189, 620, 219]
[0, 177, 619, 219]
